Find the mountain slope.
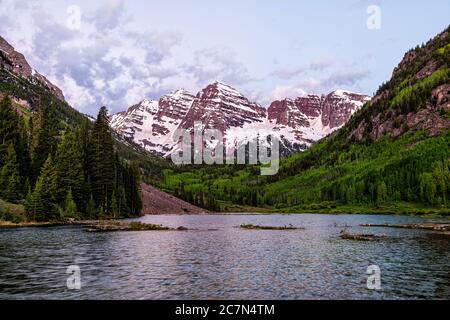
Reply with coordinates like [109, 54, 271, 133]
[159, 26, 450, 214]
[0, 35, 172, 195]
[111, 82, 369, 156]
[179, 81, 267, 133]
[267, 90, 370, 153]
[111, 89, 196, 155]
[0, 36, 64, 101]
[141, 183, 207, 215]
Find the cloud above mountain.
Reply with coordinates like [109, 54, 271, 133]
[271, 59, 334, 80]
[183, 47, 256, 87]
[269, 70, 370, 101]
[2, 0, 444, 113]
[0, 0, 273, 114]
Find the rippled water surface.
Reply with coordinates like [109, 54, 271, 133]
[0, 214, 449, 299]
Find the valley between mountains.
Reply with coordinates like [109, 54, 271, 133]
[0, 26, 449, 221]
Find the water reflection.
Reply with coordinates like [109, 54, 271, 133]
[0, 214, 449, 299]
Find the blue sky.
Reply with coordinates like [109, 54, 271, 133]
[0, 0, 448, 114]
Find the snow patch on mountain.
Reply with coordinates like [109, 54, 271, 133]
[110, 81, 371, 157]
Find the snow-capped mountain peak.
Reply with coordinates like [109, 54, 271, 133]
[140, 99, 159, 113]
[330, 89, 371, 107]
[180, 81, 266, 134]
[111, 89, 196, 154]
[110, 82, 371, 156]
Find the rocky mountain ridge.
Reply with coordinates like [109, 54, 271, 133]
[0, 36, 65, 101]
[111, 81, 370, 156]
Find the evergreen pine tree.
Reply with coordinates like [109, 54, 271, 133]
[25, 181, 44, 222]
[111, 190, 119, 218]
[54, 130, 85, 208]
[88, 107, 115, 214]
[0, 144, 22, 201]
[61, 190, 79, 220]
[76, 119, 92, 212]
[120, 163, 142, 217]
[26, 155, 58, 221]
[376, 181, 388, 204]
[129, 164, 142, 216]
[86, 194, 98, 220]
[0, 96, 30, 194]
[31, 103, 59, 181]
[16, 116, 31, 193]
[25, 187, 32, 213]
[28, 117, 34, 147]
[23, 178, 31, 198]
[0, 96, 20, 166]
[116, 186, 128, 216]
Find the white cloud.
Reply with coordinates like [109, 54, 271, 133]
[184, 47, 254, 87]
[0, 0, 189, 113]
[85, 0, 131, 31]
[271, 67, 307, 80]
[271, 85, 306, 100]
[271, 59, 334, 80]
[61, 74, 96, 113]
[310, 58, 334, 71]
[296, 78, 323, 92]
[0, 0, 373, 114]
[269, 68, 370, 102]
[324, 70, 370, 86]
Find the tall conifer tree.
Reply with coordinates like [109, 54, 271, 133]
[55, 130, 85, 208]
[32, 103, 59, 181]
[26, 156, 58, 221]
[0, 144, 22, 201]
[88, 107, 115, 213]
[0, 96, 21, 167]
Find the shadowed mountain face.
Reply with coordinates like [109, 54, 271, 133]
[111, 81, 370, 156]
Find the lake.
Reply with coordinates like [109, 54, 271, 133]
[0, 214, 449, 300]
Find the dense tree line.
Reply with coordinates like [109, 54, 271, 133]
[160, 130, 450, 212]
[172, 181, 221, 211]
[152, 36, 432, 213]
[0, 97, 142, 221]
[159, 28, 450, 213]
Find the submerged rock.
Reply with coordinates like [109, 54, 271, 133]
[339, 230, 387, 241]
[361, 223, 450, 232]
[85, 221, 186, 232]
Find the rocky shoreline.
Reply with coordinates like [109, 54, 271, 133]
[0, 219, 187, 232]
[361, 223, 450, 232]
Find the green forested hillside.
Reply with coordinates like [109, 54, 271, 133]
[0, 67, 171, 181]
[0, 95, 143, 221]
[0, 65, 173, 222]
[159, 27, 450, 215]
[1, 26, 448, 218]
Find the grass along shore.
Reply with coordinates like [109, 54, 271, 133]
[218, 201, 450, 217]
